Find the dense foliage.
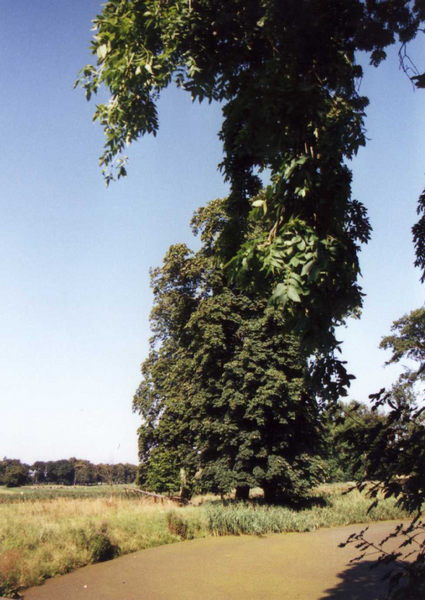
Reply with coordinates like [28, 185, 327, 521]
[0, 459, 30, 488]
[133, 200, 326, 503]
[324, 400, 386, 482]
[78, 1, 425, 394]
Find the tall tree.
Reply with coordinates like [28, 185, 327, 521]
[133, 200, 326, 503]
[78, 0, 425, 381]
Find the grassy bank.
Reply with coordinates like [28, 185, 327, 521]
[205, 486, 409, 535]
[0, 484, 410, 598]
[0, 494, 206, 597]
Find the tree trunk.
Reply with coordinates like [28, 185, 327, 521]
[262, 482, 280, 504]
[235, 485, 250, 500]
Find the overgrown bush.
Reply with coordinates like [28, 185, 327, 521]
[74, 522, 119, 563]
[166, 510, 203, 540]
[166, 511, 188, 539]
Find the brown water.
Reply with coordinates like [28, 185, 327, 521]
[23, 521, 403, 600]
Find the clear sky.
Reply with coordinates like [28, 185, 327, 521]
[0, 1, 424, 466]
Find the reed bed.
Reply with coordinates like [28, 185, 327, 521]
[205, 488, 409, 535]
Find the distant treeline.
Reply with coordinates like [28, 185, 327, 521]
[0, 457, 137, 487]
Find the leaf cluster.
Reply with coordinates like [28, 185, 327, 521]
[77, 0, 425, 358]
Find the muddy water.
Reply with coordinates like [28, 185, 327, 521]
[23, 521, 402, 600]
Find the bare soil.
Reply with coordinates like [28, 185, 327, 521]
[23, 521, 404, 600]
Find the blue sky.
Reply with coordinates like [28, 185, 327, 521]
[0, 2, 424, 465]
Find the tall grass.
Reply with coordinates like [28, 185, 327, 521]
[206, 488, 409, 535]
[0, 484, 410, 597]
[0, 496, 206, 597]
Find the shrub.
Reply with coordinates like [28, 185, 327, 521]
[166, 511, 188, 539]
[74, 523, 119, 563]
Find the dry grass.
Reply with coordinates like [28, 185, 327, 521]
[0, 495, 206, 596]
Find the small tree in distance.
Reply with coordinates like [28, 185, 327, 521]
[323, 400, 386, 483]
[0, 459, 30, 488]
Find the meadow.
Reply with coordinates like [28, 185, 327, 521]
[0, 483, 409, 598]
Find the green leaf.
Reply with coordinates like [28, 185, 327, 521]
[96, 44, 108, 59]
[287, 286, 301, 302]
[301, 259, 315, 277]
[295, 186, 308, 198]
[289, 256, 300, 267]
[273, 282, 286, 298]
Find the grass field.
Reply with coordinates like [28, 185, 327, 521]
[0, 484, 131, 503]
[0, 483, 410, 598]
